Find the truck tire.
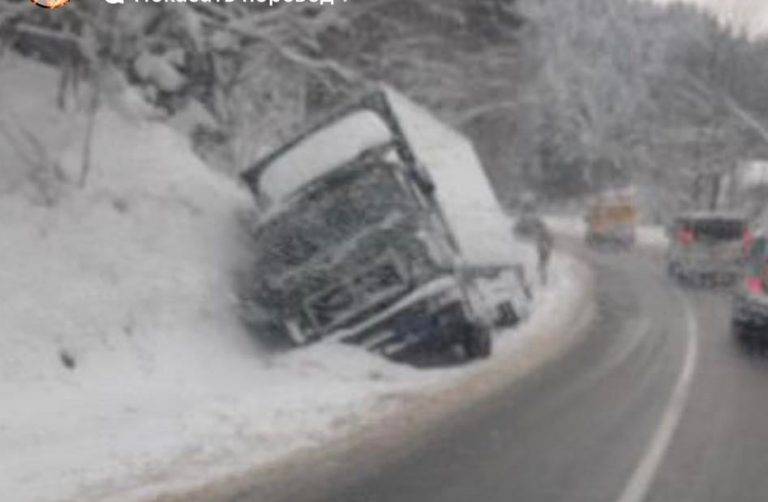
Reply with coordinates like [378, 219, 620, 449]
[464, 324, 492, 360]
[496, 301, 520, 327]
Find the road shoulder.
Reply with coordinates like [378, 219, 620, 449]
[154, 254, 597, 502]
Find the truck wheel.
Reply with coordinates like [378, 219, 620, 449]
[464, 324, 492, 360]
[497, 301, 520, 327]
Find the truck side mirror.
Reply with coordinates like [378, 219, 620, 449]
[412, 164, 435, 197]
[417, 175, 435, 197]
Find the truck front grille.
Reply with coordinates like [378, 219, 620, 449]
[305, 251, 408, 330]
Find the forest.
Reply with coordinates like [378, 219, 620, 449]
[2, 0, 768, 219]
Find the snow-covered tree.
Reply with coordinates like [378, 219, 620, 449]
[1, 0, 523, 178]
[515, 0, 768, 217]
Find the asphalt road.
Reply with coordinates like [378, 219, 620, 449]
[293, 245, 768, 502]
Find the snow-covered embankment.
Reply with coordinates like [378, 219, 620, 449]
[0, 54, 595, 502]
[157, 254, 595, 502]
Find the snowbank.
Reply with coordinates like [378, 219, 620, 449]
[0, 55, 271, 501]
[0, 55, 591, 502]
[0, 56, 438, 502]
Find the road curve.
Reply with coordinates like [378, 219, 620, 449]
[277, 244, 768, 502]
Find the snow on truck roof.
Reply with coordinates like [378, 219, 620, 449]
[241, 85, 443, 201]
[258, 110, 392, 203]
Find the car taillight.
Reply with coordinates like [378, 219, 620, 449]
[678, 229, 695, 246]
[747, 276, 765, 295]
[744, 229, 755, 256]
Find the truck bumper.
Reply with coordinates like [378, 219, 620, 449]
[335, 278, 471, 360]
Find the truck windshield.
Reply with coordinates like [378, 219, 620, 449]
[258, 110, 393, 203]
[252, 159, 417, 277]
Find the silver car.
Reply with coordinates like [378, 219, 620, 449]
[667, 212, 748, 287]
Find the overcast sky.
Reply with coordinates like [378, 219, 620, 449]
[650, 0, 768, 37]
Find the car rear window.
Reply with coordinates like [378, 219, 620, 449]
[680, 218, 745, 241]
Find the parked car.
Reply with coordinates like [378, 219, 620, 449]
[666, 212, 749, 287]
[585, 197, 637, 249]
[239, 86, 532, 362]
[732, 236, 768, 346]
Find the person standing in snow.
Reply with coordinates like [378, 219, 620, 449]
[535, 221, 554, 285]
[513, 194, 554, 285]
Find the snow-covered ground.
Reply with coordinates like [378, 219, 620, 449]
[0, 55, 592, 502]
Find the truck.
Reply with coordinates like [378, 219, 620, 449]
[585, 189, 638, 249]
[239, 86, 533, 361]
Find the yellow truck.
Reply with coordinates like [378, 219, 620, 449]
[585, 195, 638, 249]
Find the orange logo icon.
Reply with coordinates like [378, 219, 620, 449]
[30, 0, 71, 9]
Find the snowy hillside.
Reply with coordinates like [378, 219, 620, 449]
[0, 55, 432, 501]
[0, 58, 255, 388]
